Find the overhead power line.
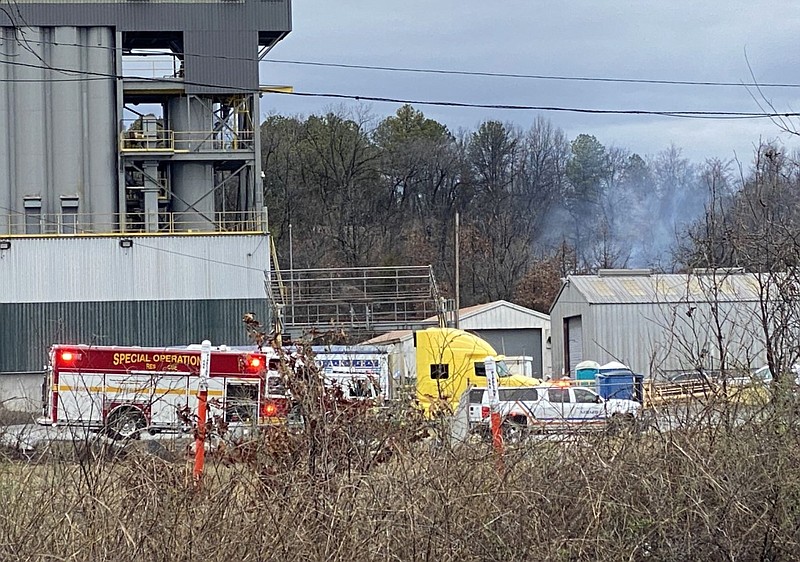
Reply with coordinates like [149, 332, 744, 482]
[264, 59, 800, 90]
[4, 34, 800, 90]
[264, 89, 796, 120]
[2, 57, 800, 120]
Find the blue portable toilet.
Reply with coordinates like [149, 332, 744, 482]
[596, 363, 644, 403]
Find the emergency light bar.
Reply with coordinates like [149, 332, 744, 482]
[57, 349, 82, 366]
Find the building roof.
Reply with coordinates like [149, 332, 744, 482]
[457, 299, 551, 323]
[362, 329, 413, 345]
[364, 300, 551, 345]
[561, 270, 765, 305]
[419, 300, 550, 329]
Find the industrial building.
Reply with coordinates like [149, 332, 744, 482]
[0, 0, 292, 410]
[365, 300, 552, 383]
[0, 234, 270, 410]
[549, 269, 769, 379]
[1, 0, 290, 230]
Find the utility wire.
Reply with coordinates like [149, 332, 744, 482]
[0, 76, 109, 82]
[264, 59, 800, 90]
[1, 56, 799, 120]
[4, 34, 800, 90]
[265, 89, 794, 120]
[132, 241, 266, 272]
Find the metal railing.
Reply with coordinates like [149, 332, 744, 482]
[0, 210, 266, 236]
[122, 58, 182, 80]
[120, 130, 255, 152]
[270, 265, 441, 334]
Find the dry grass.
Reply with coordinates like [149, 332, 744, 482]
[1, 394, 800, 562]
[6, 342, 800, 561]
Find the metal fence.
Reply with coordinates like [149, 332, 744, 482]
[271, 265, 442, 335]
[0, 210, 266, 236]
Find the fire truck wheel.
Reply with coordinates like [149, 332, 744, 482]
[105, 407, 146, 440]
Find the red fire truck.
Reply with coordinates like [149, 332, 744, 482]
[43, 344, 287, 439]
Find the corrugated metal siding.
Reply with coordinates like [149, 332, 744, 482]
[549, 282, 591, 379]
[0, 26, 117, 222]
[1, 2, 291, 94]
[570, 273, 763, 304]
[459, 301, 550, 330]
[185, 31, 258, 94]
[0, 299, 269, 373]
[568, 301, 767, 378]
[552, 275, 773, 378]
[0, 234, 269, 303]
[1, 1, 291, 32]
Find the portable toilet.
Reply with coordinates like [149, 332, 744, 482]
[575, 360, 600, 387]
[596, 364, 644, 403]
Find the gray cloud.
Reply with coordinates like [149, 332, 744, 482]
[261, 1, 800, 161]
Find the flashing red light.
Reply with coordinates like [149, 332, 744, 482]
[244, 354, 265, 371]
[263, 402, 278, 417]
[58, 350, 80, 365]
[481, 406, 490, 419]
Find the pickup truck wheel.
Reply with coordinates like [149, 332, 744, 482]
[105, 408, 146, 441]
[608, 413, 635, 435]
[502, 419, 526, 444]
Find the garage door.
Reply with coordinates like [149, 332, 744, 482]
[473, 329, 543, 378]
[566, 316, 583, 376]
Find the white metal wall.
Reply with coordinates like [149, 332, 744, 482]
[0, 234, 269, 303]
[459, 305, 549, 331]
[589, 300, 766, 377]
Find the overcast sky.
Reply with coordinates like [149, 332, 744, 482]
[258, 1, 800, 164]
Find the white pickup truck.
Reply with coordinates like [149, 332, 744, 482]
[468, 383, 641, 436]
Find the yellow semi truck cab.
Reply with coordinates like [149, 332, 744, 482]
[415, 327, 540, 415]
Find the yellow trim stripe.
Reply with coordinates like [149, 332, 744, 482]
[56, 385, 224, 397]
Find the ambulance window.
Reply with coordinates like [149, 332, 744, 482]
[468, 388, 485, 403]
[430, 364, 449, 380]
[573, 389, 598, 403]
[348, 378, 375, 398]
[266, 375, 285, 395]
[225, 382, 259, 423]
[547, 388, 571, 403]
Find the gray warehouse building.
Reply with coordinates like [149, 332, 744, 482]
[0, 0, 291, 409]
[550, 269, 770, 379]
